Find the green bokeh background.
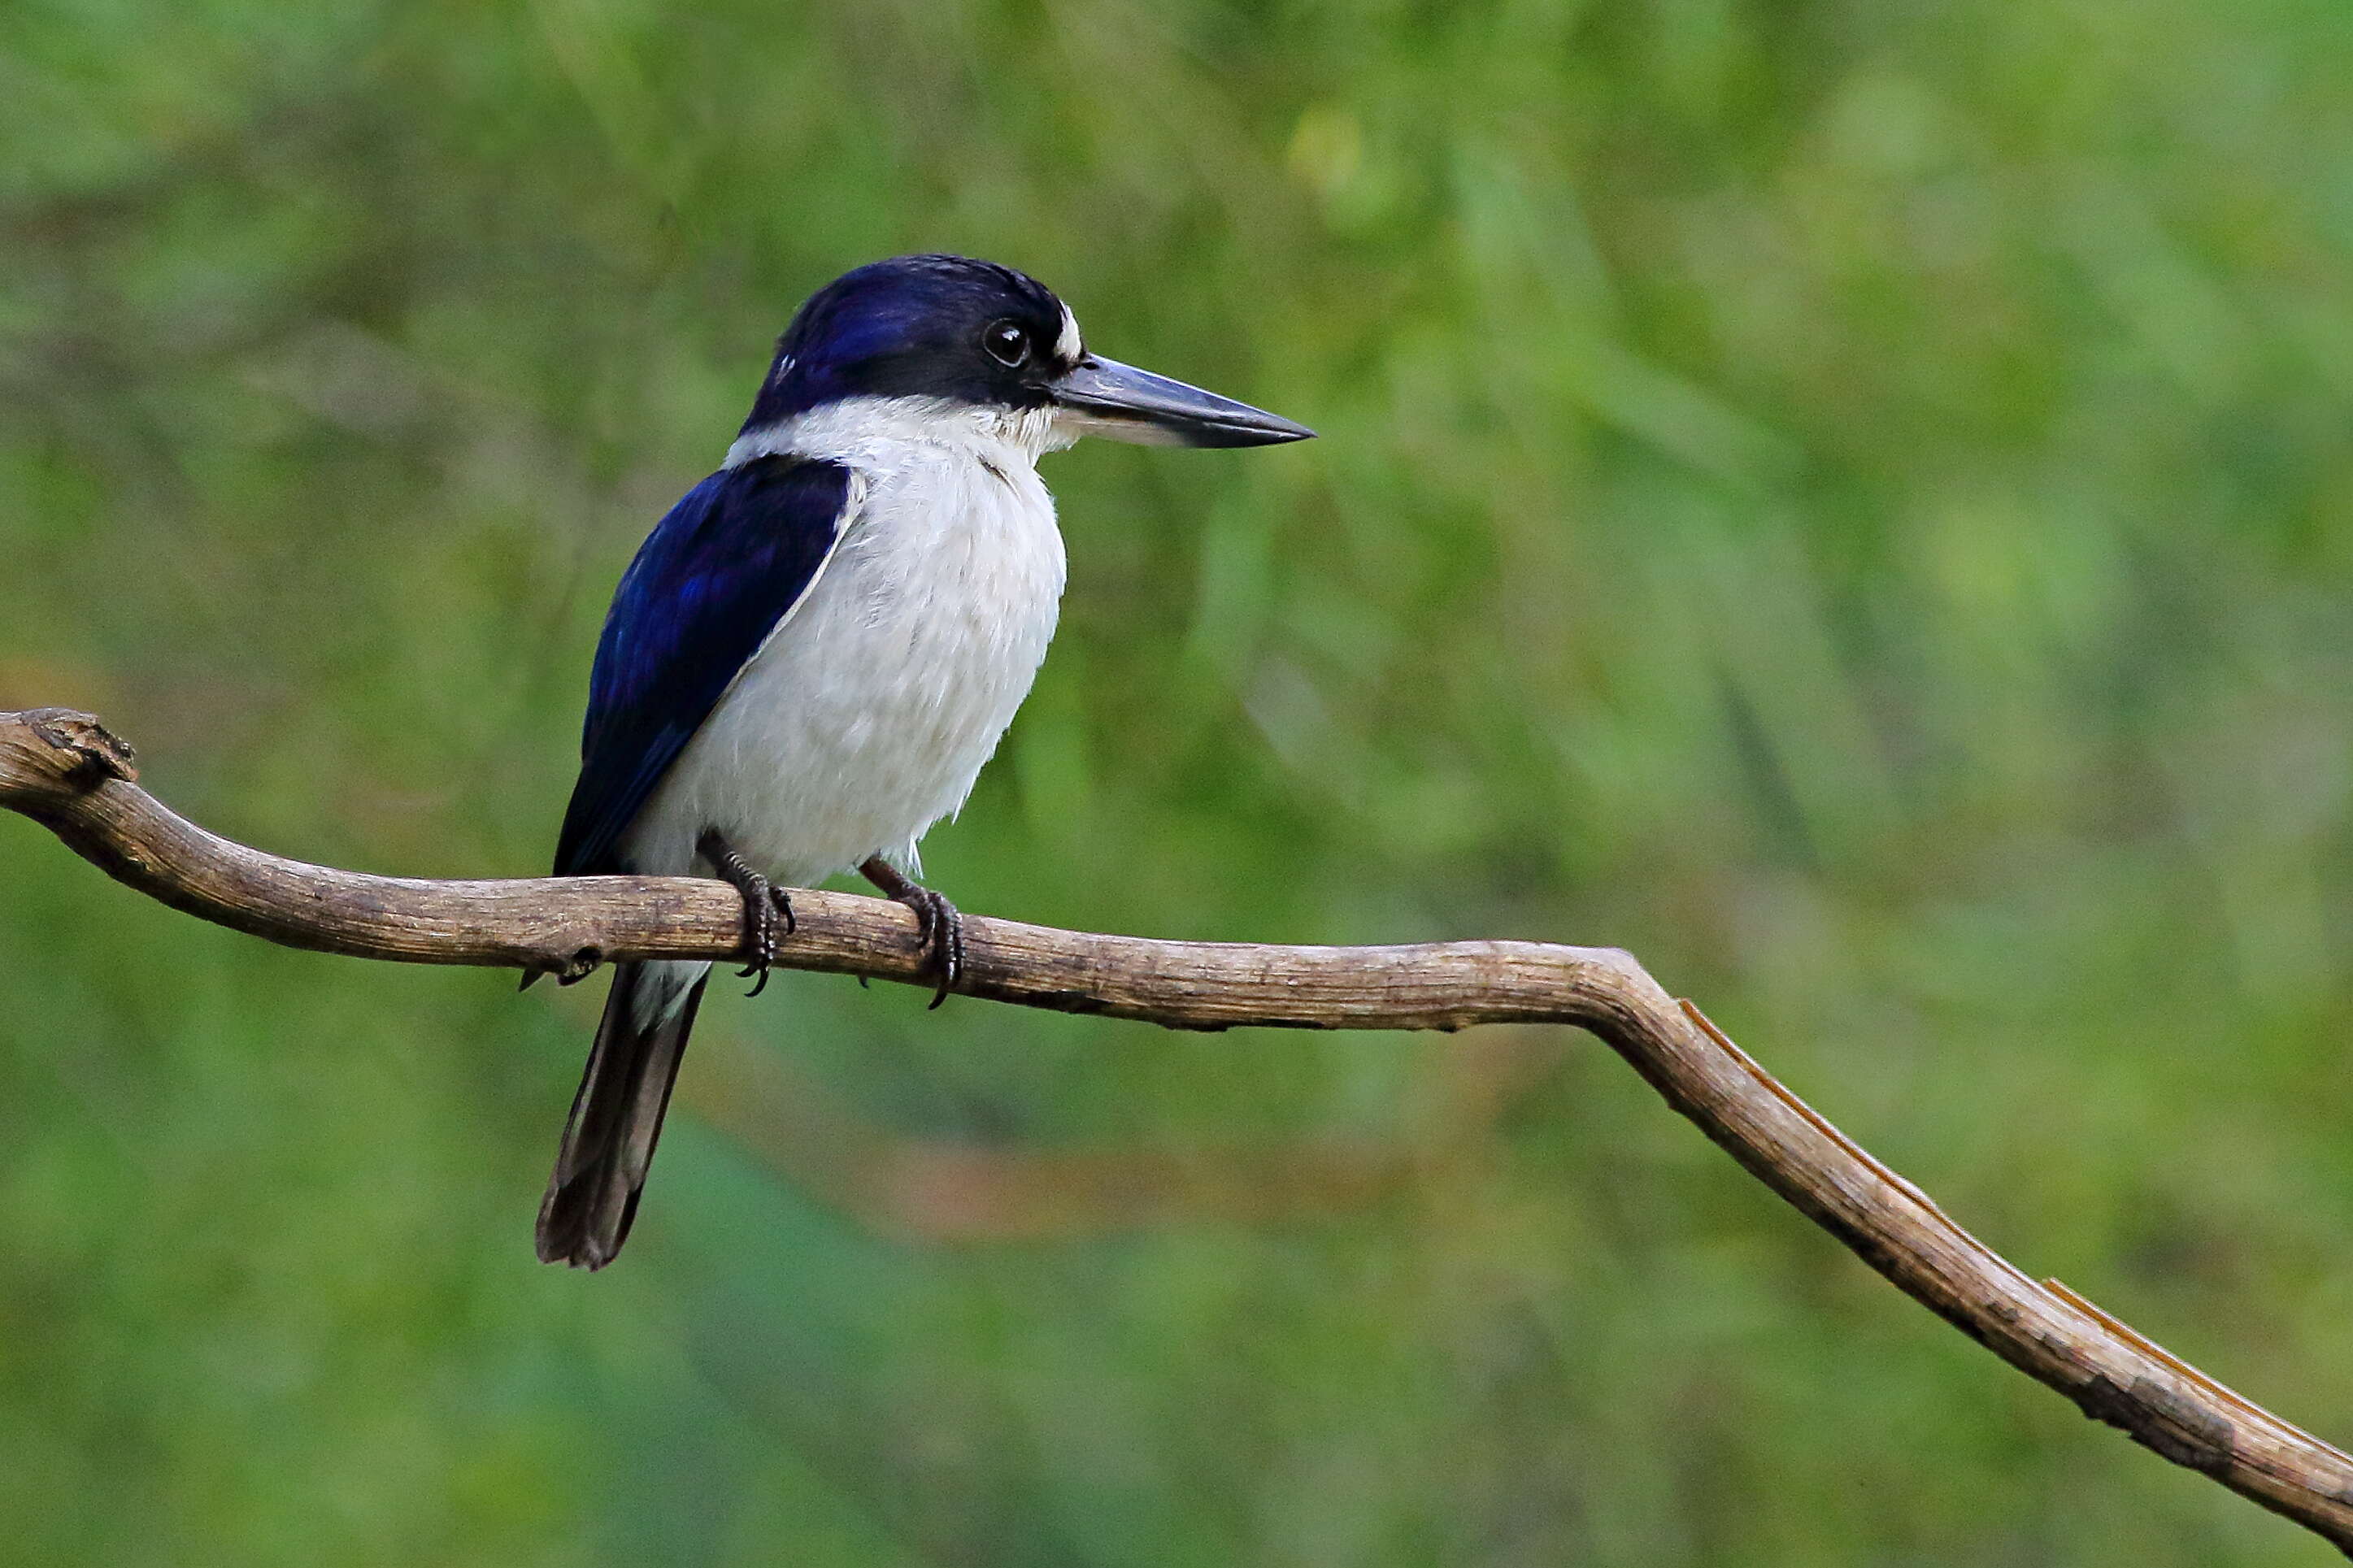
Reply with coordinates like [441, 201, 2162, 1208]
[10, 0, 2353, 1561]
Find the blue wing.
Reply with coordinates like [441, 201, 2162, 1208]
[553, 454, 855, 877]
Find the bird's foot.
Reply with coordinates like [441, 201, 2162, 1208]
[859, 856, 963, 1008]
[700, 829, 793, 996]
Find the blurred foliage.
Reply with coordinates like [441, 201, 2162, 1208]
[8, 0, 2353, 1561]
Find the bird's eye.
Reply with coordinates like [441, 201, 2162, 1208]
[982, 319, 1031, 367]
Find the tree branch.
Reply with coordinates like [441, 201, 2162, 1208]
[7, 706, 2351, 1551]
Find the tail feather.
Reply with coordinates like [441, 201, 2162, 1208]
[537, 960, 710, 1269]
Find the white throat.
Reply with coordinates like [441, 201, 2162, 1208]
[724, 395, 1076, 471]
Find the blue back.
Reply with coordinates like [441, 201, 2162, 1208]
[554, 454, 854, 876]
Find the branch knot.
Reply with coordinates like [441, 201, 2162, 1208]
[11, 708, 138, 793]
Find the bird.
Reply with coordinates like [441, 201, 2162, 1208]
[534, 254, 1313, 1268]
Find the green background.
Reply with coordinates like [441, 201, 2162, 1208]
[9, 0, 2353, 1561]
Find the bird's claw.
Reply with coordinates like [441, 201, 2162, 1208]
[738, 888, 798, 996]
[902, 886, 963, 1008]
[733, 877, 776, 995]
[739, 923, 775, 995]
[700, 828, 788, 997]
[856, 856, 963, 1007]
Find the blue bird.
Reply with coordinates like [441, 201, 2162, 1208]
[537, 254, 1312, 1267]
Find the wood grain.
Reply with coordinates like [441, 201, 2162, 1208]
[7, 706, 2351, 1551]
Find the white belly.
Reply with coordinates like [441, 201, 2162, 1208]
[620, 423, 1067, 885]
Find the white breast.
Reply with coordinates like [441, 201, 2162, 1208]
[620, 397, 1068, 884]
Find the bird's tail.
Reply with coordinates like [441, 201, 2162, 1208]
[537, 959, 710, 1269]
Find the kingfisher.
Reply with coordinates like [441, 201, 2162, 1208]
[536, 254, 1312, 1268]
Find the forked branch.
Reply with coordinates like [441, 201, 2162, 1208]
[5, 706, 2351, 1551]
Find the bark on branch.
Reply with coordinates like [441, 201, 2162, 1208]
[6, 705, 2351, 1550]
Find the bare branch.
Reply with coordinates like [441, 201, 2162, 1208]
[7, 706, 2351, 1550]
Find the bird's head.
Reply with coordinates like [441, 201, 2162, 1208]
[737, 254, 1313, 454]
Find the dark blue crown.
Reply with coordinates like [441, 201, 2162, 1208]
[741, 255, 1074, 432]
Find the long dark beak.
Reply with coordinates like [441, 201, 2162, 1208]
[1049, 355, 1315, 448]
